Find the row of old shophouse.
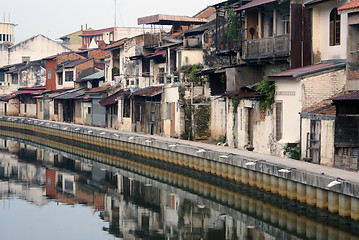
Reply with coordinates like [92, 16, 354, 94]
[0, 0, 359, 170]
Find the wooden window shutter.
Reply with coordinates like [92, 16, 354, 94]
[330, 21, 334, 46]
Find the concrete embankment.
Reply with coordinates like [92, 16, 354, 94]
[0, 116, 359, 220]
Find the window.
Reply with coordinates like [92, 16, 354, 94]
[40, 101, 43, 112]
[65, 71, 74, 82]
[330, 8, 340, 46]
[47, 69, 51, 79]
[123, 98, 130, 118]
[54, 101, 59, 115]
[58, 74, 63, 85]
[275, 101, 283, 141]
[12, 74, 18, 84]
[135, 104, 142, 122]
[158, 68, 165, 84]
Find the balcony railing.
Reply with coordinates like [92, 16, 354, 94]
[243, 35, 290, 60]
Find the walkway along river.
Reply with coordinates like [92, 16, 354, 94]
[0, 116, 359, 223]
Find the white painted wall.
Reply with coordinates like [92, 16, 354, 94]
[177, 49, 203, 68]
[275, 80, 302, 143]
[8, 35, 70, 65]
[312, 1, 349, 62]
[163, 86, 180, 136]
[210, 98, 226, 139]
[117, 99, 132, 132]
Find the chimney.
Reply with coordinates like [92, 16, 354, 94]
[86, 24, 87, 29]
[81, 25, 83, 31]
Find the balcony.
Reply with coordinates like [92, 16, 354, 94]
[243, 35, 290, 61]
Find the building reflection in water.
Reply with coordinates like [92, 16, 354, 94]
[0, 138, 357, 240]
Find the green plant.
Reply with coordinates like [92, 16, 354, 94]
[226, 8, 240, 42]
[218, 135, 226, 144]
[231, 97, 240, 113]
[283, 143, 301, 160]
[255, 77, 275, 111]
[183, 64, 203, 85]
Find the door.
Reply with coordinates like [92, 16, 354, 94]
[247, 108, 254, 146]
[310, 120, 321, 164]
[170, 103, 175, 136]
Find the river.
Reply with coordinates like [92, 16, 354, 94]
[0, 136, 358, 240]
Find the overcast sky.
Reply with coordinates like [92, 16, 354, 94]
[2, 0, 221, 43]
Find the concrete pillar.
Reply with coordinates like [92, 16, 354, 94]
[316, 188, 328, 209]
[241, 168, 249, 185]
[351, 197, 359, 221]
[228, 165, 235, 181]
[235, 167, 241, 183]
[297, 183, 307, 203]
[263, 174, 271, 192]
[271, 176, 279, 194]
[222, 163, 228, 179]
[287, 180, 297, 200]
[339, 195, 351, 218]
[279, 178, 287, 197]
[256, 172, 263, 189]
[210, 160, 216, 175]
[248, 170, 256, 187]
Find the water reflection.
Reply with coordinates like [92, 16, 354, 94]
[0, 137, 358, 240]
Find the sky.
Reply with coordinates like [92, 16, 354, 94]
[2, 0, 221, 43]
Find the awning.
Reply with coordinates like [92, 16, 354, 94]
[99, 90, 130, 107]
[0, 95, 16, 102]
[236, 0, 276, 11]
[132, 86, 162, 97]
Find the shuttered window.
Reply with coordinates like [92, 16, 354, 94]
[330, 8, 340, 46]
[275, 101, 283, 141]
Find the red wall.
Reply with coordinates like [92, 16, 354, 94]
[46, 60, 57, 91]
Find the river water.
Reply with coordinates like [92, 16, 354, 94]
[0, 137, 358, 240]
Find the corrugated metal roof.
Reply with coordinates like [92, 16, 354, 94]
[331, 92, 359, 101]
[54, 88, 86, 100]
[103, 39, 127, 50]
[267, 62, 345, 79]
[132, 86, 162, 97]
[81, 70, 104, 81]
[236, 0, 276, 11]
[0, 95, 16, 101]
[145, 50, 166, 59]
[138, 14, 208, 25]
[11, 87, 46, 96]
[100, 90, 130, 106]
[85, 85, 109, 93]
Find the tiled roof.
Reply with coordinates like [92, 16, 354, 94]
[0, 95, 16, 101]
[267, 62, 345, 79]
[338, 1, 359, 11]
[54, 88, 86, 100]
[63, 58, 91, 68]
[12, 87, 46, 96]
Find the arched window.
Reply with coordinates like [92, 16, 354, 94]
[330, 8, 340, 46]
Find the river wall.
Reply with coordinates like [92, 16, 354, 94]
[0, 116, 358, 221]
